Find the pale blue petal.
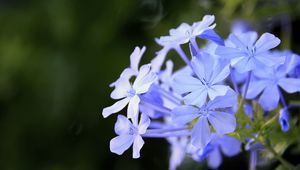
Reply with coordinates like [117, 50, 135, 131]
[130, 46, 146, 71]
[138, 113, 151, 134]
[208, 85, 230, 101]
[232, 57, 256, 73]
[246, 79, 270, 99]
[254, 53, 285, 67]
[255, 33, 280, 54]
[184, 88, 207, 107]
[127, 95, 140, 118]
[215, 46, 245, 59]
[102, 98, 130, 118]
[278, 78, 300, 93]
[114, 115, 132, 135]
[172, 106, 199, 125]
[199, 29, 224, 45]
[191, 56, 206, 79]
[132, 135, 145, 159]
[219, 136, 241, 156]
[191, 117, 211, 149]
[210, 64, 230, 84]
[207, 148, 222, 169]
[258, 85, 280, 111]
[208, 111, 236, 135]
[207, 89, 237, 109]
[151, 47, 169, 73]
[173, 75, 202, 94]
[110, 79, 131, 99]
[110, 135, 134, 155]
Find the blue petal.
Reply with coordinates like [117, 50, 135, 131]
[191, 117, 211, 149]
[184, 87, 207, 107]
[279, 108, 290, 132]
[215, 46, 245, 59]
[207, 89, 237, 109]
[102, 98, 130, 118]
[132, 135, 145, 159]
[246, 79, 270, 99]
[278, 78, 300, 93]
[258, 85, 280, 111]
[110, 135, 134, 155]
[172, 106, 199, 125]
[114, 115, 132, 135]
[219, 136, 241, 156]
[207, 147, 222, 169]
[199, 29, 224, 46]
[208, 111, 236, 135]
[207, 85, 230, 101]
[254, 33, 280, 54]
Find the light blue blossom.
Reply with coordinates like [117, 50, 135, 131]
[173, 52, 231, 107]
[110, 113, 150, 158]
[102, 64, 157, 118]
[246, 56, 300, 111]
[215, 31, 285, 73]
[110, 46, 146, 87]
[172, 90, 237, 149]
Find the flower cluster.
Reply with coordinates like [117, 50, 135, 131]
[102, 15, 300, 169]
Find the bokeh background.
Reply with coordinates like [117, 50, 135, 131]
[0, 0, 300, 169]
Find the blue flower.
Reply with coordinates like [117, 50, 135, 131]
[110, 46, 146, 87]
[246, 56, 300, 111]
[102, 64, 157, 118]
[110, 113, 150, 158]
[173, 52, 231, 107]
[215, 31, 285, 73]
[279, 107, 290, 132]
[205, 136, 241, 169]
[172, 90, 237, 149]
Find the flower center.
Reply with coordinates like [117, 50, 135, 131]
[246, 46, 256, 57]
[127, 88, 136, 98]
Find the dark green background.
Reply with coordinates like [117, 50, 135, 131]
[0, 0, 300, 169]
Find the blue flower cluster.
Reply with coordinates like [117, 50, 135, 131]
[102, 15, 300, 169]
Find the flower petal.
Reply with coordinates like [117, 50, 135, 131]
[258, 85, 280, 111]
[132, 135, 145, 159]
[255, 33, 280, 54]
[279, 108, 290, 132]
[138, 113, 151, 134]
[102, 98, 130, 118]
[130, 46, 146, 71]
[191, 117, 211, 149]
[114, 115, 132, 135]
[207, 147, 222, 169]
[208, 85, 230, 101]
[219, 136, 241, 156]
[208, 111, 236, 135]
[184, 87, 207, 107]
[278, 78, 300, 93]
[207, 89, 237, 109]
[172, 106, 200, 125]
[127, 95, 140, 118]
[110, 79, 131, 99]
[110, 135, 134, 155]
[199, 29, 224, 45]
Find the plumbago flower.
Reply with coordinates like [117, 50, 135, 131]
[110, 113, 150, 158]
[172, 90, 237, 149]
[102, 64, 157, 118]
[246, 52, 300, 111]
[152, 15, 223, 72]
[215, 31, 285, 73]
[173, 52, 231, 107]
[102, 15, 300, 170]
[110, 46, 146, 87]
[190, 135, 241, 169]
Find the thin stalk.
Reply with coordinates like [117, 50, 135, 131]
[174, 46, 192, 68]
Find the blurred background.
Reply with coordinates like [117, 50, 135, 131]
[0, 0, 300, 169]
